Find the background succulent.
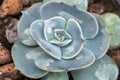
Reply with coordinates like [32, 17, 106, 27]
[11, 1, 118, 80]
[101, 13, 120, 49]
[43, 0, 88, 10]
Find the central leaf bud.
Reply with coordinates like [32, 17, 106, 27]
[55, 30, 66, 42]
[49, 29, 72, 47]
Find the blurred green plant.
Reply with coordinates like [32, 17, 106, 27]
[101, 13, 120, 49]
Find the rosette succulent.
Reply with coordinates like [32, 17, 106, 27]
[12, 1, 119, 80]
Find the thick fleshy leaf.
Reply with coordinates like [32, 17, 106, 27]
[40, 2, 99, 39]
[71, 55, 119, 80]
[62, 19, 85, 59]
[101, 13, 120, 49]
[85, 13, 110, 59]
[22, 28, 37, 46]
[44, 16, 66, 41]
[27, 47, 95, 72]
[30, 20, 61, 60]
[43, 0, 88, 10]
[18, 3, 42, 46]
[41, 72, 69, 80]
[12, 41, 48, 79]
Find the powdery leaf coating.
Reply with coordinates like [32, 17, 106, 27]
[26, 47, 95, 72]
[0, 45, 11, 64]
[85, 13, 110, 59]
[71, 55, 118, 80]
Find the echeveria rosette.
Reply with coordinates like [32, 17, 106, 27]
[12, 1, 118, 80]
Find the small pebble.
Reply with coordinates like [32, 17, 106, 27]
[88, 3, 105, 14]
[4, 78, 12, 80]
[0, 44, 11, 64]
[108, 50, 120, 69]
[0, 0, 23, 18]
[0, 63, 21, 80]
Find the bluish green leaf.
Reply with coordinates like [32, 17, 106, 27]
[30, 20, 61, 60]
[85, 13, 110, 59]
[41, 72, 69, 80]
[62, 19, 85, 59]
[12, 41, 48, 79]
[71, 55, 119, 80]
[21, 28, 37, 46]
[27, 47, 95, 72]
[40, 2, 99, 39]
[44, 16, 66, 41]
[18, 3, 43, 46]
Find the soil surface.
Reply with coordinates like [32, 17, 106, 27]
[0, 0, 120, 80]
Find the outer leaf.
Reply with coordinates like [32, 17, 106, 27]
[26, 47, 95, 72]
[44, 16, 66, 41]
[71, 55, 119, 80]
[12, 41, 48, 79]
[30, 20, 61, 60]
[101, 13, 120, 49]
[85, 13, 110, 59]
[41, 72, 69, 80]
[21, 28, 37, 46]
[40, 2, 99, 39]
[62, 19, 85, 59]
[62, 0, 88, 10]
[18, 3, 42, 46]
[43, 0, 88, 10]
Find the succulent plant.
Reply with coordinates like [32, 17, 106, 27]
[101, 13, 120, 49]
[12, 1, 118, 80]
